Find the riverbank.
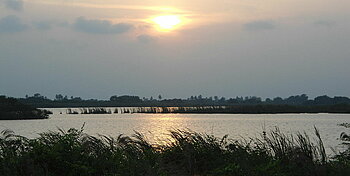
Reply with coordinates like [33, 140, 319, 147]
[0, 128, 349, 176]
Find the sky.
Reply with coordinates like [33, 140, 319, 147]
[0, 0, 350, 99]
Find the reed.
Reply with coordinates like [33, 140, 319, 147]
[0, 127, 349, 176]
[80, 108, 112, 114]
[66, 108, 79, 114]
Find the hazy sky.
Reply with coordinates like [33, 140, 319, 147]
[1, 0, 350, 99]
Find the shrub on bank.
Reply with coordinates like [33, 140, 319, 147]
[0, 96, 50, 120]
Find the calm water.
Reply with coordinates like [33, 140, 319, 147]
[1, 108, 349, 154]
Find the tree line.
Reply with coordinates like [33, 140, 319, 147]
[15, 93, 350, 108]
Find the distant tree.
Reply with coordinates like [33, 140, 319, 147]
[34, 93, 42, 98]
[198, 95, 203, 100]
[244, 96, 261, 104]
[158, 95, 162, 100]
[55, 94, 64, 101]
[227, 98, 238, 104]
[265, 98, 272, 103]
[284, 94, 308, 105]
[314, 95, 332, 105]
[110, 95, 142, 103]
[70, 97, 82, 101]
[334, 96, 350, 104]
[110, 95, 118, 101]
[219, 97, 226, 102]
[273, 97, 284, 104]
[214, 96, 219, 102]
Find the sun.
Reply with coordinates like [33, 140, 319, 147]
[152, 15, 182, 31]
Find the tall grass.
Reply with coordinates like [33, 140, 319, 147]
[66, 108, 79, 114]
[80, 108, 112, 114]
[66, 108, 112, 114]
[0, 127, 349, 176]
[113, 106, 226, 114]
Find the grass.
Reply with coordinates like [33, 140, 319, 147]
[0, 127, 350, 176]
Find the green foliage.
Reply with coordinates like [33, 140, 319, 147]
[0, 127, 350, 176]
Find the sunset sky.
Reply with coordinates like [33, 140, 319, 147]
[1, 0, 350, 99]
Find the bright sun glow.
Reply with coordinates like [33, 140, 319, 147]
[152, 15, 182, 31]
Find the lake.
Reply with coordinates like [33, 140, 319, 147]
[1, 108, 349, 154]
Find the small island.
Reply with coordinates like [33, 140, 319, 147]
[0, 96, 51, 120]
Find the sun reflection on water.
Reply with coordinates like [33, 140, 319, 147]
[138, 114, 186, 145]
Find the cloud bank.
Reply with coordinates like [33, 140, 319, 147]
[33, 21, 53, 31]
[73, 17, 133, 34]
[0, 15, 27, 33]
[4, 0, 23, 11]
[314, 20, 336, 28]
[244, 20, 275, 31]
[137, 34, 157, 43]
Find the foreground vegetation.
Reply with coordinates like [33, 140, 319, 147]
[1, 127, 350, 176]
[0, 96, 51, 120]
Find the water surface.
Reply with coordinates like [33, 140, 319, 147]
[1, 108, 349, 154]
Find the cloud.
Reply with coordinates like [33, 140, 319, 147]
[244, 20, 275, 31]
[73, 17, 133, 34]
[0, 15, 27, 33]
[314, 20, 336, 28]
[57, 21, 70, 27]
[137, 34, 157, 43]
[33, 21, 53, 31]
[4, 0, 23, 11]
